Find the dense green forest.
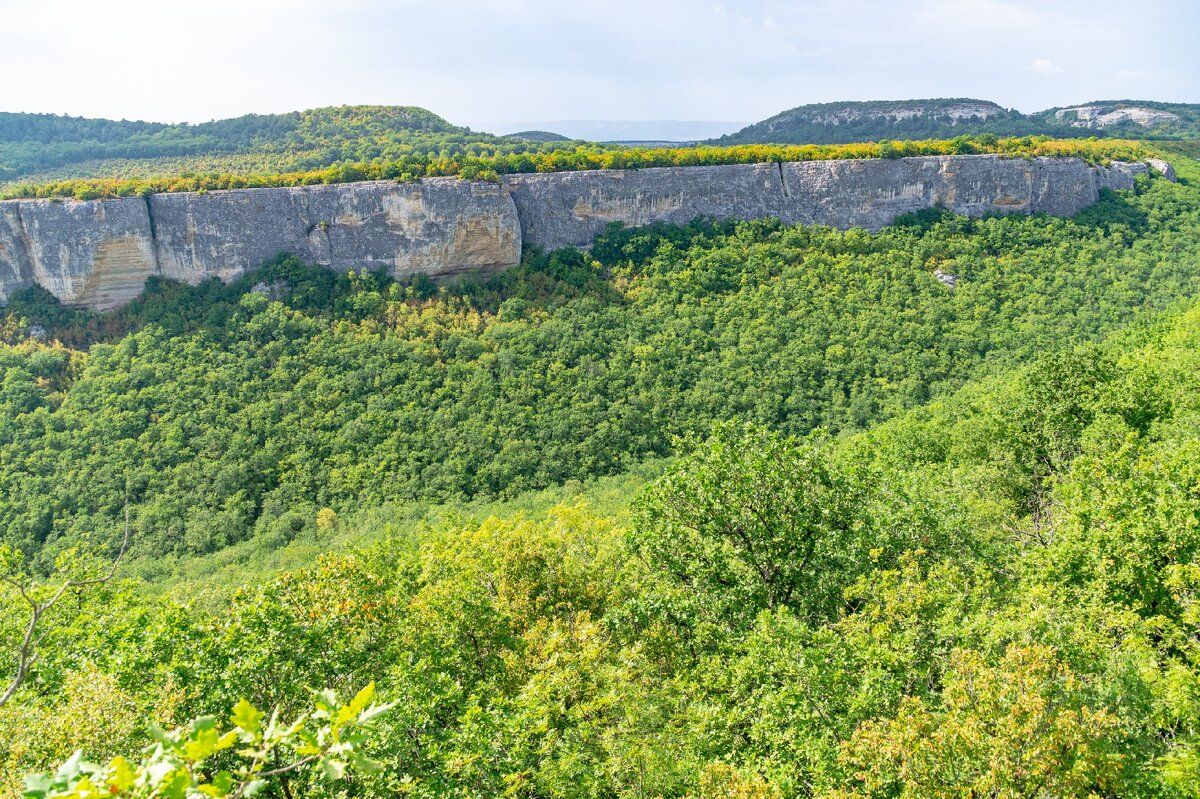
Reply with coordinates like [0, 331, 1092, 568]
[0, 161, 1191, 568]
[716, 98, 1200, 145]
[1, 151, 1199, 797]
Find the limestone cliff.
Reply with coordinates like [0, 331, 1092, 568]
[1, 197, 158, 309]
[0, 155, 1162, 310]
[150, 179, 520, 287]
[506, 156, 1149, 250]
[504, 163, 786, 250]
[777, 155, 1131, 229]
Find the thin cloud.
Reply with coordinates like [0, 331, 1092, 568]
[1030, 58, 1064, 75]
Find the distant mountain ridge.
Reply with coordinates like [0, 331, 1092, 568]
[716, 98, 1200, 144]
[3, 100, 1195, 187]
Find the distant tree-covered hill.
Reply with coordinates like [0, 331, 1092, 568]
[715, 97, 1200, 144]
[505, 130, 572, 142]
[1032, 99, 1200, 138]
[0, 105, 589, 184]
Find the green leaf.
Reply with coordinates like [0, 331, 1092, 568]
[198, 769, 236, 798]
[163, 770, 192, 799]
[349, 752, 385, 775]
[108, 756, 137, 792]
[147, 722, 173, 744]
[231, 699, 264, 736]
[321, 759, 348, 781]
[241, 779, 267, 797]
[54, 750, 86, 783]
[357, 700, 395, 726]
[191, 715, 218, 733]
[347, 683, 376, 716]
[312, 688, 339, 717]
[183, 727, 222, 762]
[145, 761, 178, 787]
[20, 773, 51, 799]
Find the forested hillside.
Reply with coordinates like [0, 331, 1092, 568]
[716, 98, 1200, 145]
[0, 105, 594, 186]
[7, 99, 1196, 191]
[1, 152, 1199, 798]
[0, 162, 1191, 569]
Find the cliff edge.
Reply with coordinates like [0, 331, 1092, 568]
[0, 155, 1159, 310]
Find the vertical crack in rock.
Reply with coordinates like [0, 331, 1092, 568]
[143, 195, 163, 276]
[14, 201, 34, 271]
[778, 161, 790, 198]
[0, 201, 34, 302]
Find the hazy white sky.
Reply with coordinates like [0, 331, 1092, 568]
[0, 0, 1195, 129]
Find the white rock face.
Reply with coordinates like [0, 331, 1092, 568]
[13, 197, 158, 310]
[1054, 106, 1181, 127]
[1146, 159, 1178, 181]
[934, 269, 957, 288]
[0, 181, 523, 310]
[148, 179, 521, 286]
[775, 101, 1002, 130]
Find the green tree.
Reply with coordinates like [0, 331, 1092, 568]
[829, 645, 1125, 799]
[631, 423, 873, 627]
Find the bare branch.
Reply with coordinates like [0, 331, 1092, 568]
[0, 502, 131, 708]
[227, 754, 319, 799]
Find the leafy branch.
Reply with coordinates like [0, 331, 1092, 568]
[22, 682, 394, 799]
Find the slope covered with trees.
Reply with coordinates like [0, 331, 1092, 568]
[0, 151, 1198, 797]
[0, 163, 1193, 569]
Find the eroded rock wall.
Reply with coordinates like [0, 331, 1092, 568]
[11, 197, 158, 310]
[506, 156, 1150, 250]
[775, 155, 1124, 230]
[150, 179, 521, 286]
[0, 204, 34, 303]
[503, 163, 785, 249]
[0, 155, 1161, 310]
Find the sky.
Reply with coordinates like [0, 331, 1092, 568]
[0, 0, 1196, 133]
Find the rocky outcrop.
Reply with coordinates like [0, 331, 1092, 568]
[0, 155, 1164, 310]
[1146, 158, 1178, 182]
[0, 204, 34, 303]
[150, 179, 520, 288]
[1054, 105, 1181, 128]
[0, 180, 521, 310]
[5, 197, 158, 309]
[505, 163, 786, 250]
[509, 156, 1149, 250]
[778, 155, 1113, 229]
